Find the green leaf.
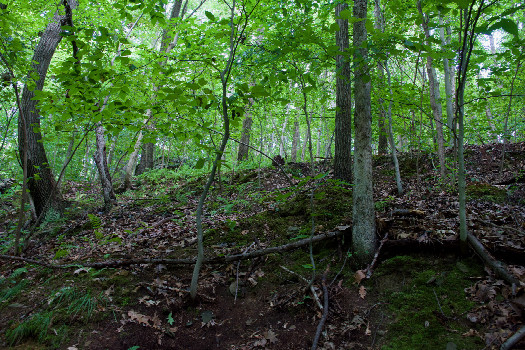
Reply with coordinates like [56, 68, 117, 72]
[337, 9, 352, 20]
[195, 158, 205, 169]
[167, 312, 174, 325]
[490, 18, 519, 36]
[205, 11, 215, 21]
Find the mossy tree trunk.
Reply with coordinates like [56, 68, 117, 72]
[352, 0, 376, 263]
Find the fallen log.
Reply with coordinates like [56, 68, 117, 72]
[0, 230, 344, 269]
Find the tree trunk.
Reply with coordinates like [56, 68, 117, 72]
[374, 0, 388, 155]
[352, 0, 376, 263]
[93, 122, 116, 211]
[439, 12, 454, 144]
[18, 1, 79, 219]
[136, 1, 184, 175]
[418, 1, 446, 180]
[237, 116, 253, 161]
[123, 130, 144, 188]
[374, 0, 402, 195]
[291, 120, 300, 162]
[333, 2, 352, 182]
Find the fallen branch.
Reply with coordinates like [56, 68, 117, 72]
[467, 232, 520, 287]
[311, 266, 330, 350]
[500, 325, 525, 350]
[0, 230, 343, 269]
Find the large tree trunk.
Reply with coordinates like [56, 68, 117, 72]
[18, 0, 79, 219]
[237, 116, 253, 161]
[333, 2, 352, 182]
[93, 122, 116, 211]
[352, 0, 376, 263]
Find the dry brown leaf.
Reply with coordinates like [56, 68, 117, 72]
[265, 329, 278, 343]
[354, 270, 366, 284]
[359, 285, 367, 299]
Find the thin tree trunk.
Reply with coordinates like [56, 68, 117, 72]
[456, 2, 485, 244]
[291, 119, 300, 162]
[418, 1, 446, 181]
[439, 12, 454, 144]
[374, 0, 388, 155]
[123, 130, 144, 188]
[93, 121, 116, 211]
[333, 2, 352, 181]
[384, 62, 403, 195]
[352, 0, 376, 263]
[237, 116, 253, 161]
[137, 1, 185, 175]
[374, 0, 402, 194]
[57, 130, 76, 189]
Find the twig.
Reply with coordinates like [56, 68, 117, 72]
[433, 288, 444, 315]
[365, 232, 389, 279]
[280, 265, 323, 310]
[311, 266, 330, 350]
[330, 245, 351, 287]
[500, 325, 525, 350]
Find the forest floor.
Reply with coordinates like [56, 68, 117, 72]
[1, 142, 525, 350]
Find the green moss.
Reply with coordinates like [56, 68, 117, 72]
[374, 255, 485, 350]
[466, 183, 506, 203]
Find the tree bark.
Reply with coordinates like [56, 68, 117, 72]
[438, 12, 454, 144]
[18, 0, 79, 219]
[123, 130, 144, 187]
[352, 0, 376, 263]
[237, 116, 253, 161]
[333, 2, 352, 182]
[291, 119, 300, 162]
[93, 122, 116, 211]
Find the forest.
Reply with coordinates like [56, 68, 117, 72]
[0, 0, 524, 348]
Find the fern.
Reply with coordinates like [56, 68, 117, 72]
[87, 213, 102, 230]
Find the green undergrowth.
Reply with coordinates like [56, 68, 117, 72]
[204, 179, 352, 249]
[1, 266, 132, 348]
[371, 255, 485, 350]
